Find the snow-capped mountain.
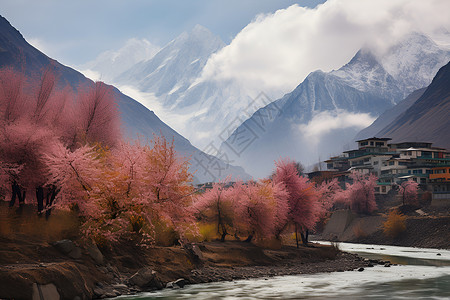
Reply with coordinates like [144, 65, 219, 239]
[80, 38, 160, 83]
[115, 25, 225, 98]
[0, 15, 250, 183]
[220, 33, 450, 177]
[101, 25, 270, 150]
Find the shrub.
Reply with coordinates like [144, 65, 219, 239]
[383, 210, 406, 238]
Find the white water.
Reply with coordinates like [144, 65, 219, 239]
[121, 243, 450, 299]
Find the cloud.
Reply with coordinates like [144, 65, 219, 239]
[200, 0, 450, 98]
[296, 110, 376, 146]
[116, 85, 200, 135]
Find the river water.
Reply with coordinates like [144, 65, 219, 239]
[120, 242, 450, 299]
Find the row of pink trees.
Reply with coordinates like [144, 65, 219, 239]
[0, 66, 196, 245]
[0, 65, 394, 247]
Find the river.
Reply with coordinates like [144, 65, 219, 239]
[119, 243, 450, 299]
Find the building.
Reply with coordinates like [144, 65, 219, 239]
[429, 164, 450, 206]
[324, 137, 450, 195]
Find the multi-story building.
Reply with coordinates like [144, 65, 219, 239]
[429, 164, 450, 206]
[325, 137, 450, 196]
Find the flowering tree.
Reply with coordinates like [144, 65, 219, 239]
[68, 81, 121, 149]
[193, 180, 236, 242]
[397, 179, 419, 206]
[45, 136, 195, 246]
[344, 172, 378, 214]
[273, 159, 320, 247]
[235, 180, 289, 243]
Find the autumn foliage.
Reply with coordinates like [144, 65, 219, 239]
[383, 209, 407, 238]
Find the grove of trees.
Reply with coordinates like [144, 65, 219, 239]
[1, 65, 387, 248]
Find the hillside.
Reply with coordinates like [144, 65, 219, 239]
[377, 61, 450, 149]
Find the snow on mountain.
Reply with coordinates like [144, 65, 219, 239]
[115, 25, 225, 98]
[107, 25, 272, 151]
[80, 38, 160, 83]
[220, 33, 450, 177]
[378, 32, 450, 96]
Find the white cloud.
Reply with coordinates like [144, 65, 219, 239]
[116, 85, 199, 135]
[200, 0, 450, 98]
[297, 110, 376, 145]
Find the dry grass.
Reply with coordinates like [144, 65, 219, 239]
[383, 209, 407, 238]
[0, 201, 80, 243]
[353, 222, 367, 238]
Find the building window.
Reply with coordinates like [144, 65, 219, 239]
[382, 186, 386, 193]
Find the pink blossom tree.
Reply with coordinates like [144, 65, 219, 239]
[344, 172, 378, 214]
[67, 81, 121, 150]
[316, 178, 342, 218]
[193, 179, 237, 242]
[235, 180, 289, 243]
[398, 179, 419, 206]
[273, 159, 321, 247]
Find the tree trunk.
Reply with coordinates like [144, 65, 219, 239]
[36, 186, 44, 213]
[9, 182, 19, 207]
[244, 234, 253, 243]
[295, 224, 299, 248]
[300, 229, 309, 246]
[220, 231, 227, 242]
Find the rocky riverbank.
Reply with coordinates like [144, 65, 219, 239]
[0, 235, 370, 299]
[318, 208, 450, 250]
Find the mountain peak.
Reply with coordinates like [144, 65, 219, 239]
[345, 48, 379, 69]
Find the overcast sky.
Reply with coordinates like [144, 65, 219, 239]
[2, 0, 449, 99]
[0, 0, 325, 66]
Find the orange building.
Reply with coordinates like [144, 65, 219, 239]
[429, 166, 450, 182]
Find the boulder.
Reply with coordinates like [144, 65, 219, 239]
[87, 244, 104, 265]
[166, 278, 188, 289]
[53, 240, 75, 255]
[68, 247, 82, 259]
[32, 283, 60, 300]
[183, 243, 204, 265]
[129, 267, 163, 290]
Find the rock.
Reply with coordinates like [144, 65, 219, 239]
[53, 239, 75, 254]
[87, 244, 104, 265]
[384, 263, 391, 267]
[93, 287, 105, 297]
[358, 267, 364, 272]
[129, 267, 163, 289]
[183, 243, 204, 265]
[68, 247, 82, 259]
[166, 278, 188, 289]
[32, 283, 60, 300]
[437, 253, 441, 256]
[367, 263, 374, 267]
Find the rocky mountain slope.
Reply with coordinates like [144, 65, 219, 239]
[376, 61, 450, 149]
